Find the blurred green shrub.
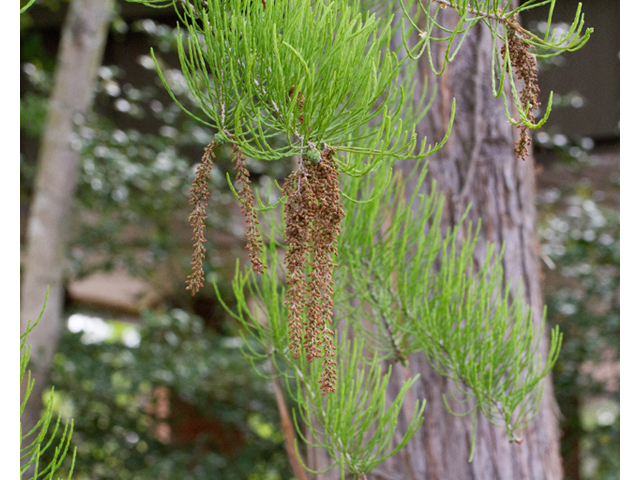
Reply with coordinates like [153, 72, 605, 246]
[42, 308, 293, 480]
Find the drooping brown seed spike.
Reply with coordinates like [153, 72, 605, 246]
[501, 28, 541, 161]
[187, 138, 267, 296]
[231, 143, 266, 275]
[186, 141, 217, 295]
[283, 164, 314, 361]
[283, 148, 344, 394]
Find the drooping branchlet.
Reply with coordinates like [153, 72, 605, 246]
[283, 148, 343, 395]
[186, 141, 217, 295]
[231, 143, 266, 275]
[502, 28, 541, 161]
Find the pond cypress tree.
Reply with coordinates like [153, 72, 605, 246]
[126, 1, 591, 478]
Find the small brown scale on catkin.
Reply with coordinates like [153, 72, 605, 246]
[186, 141, 217, 295]
[283, 148, 344, 395]
[502, 28, 541, 161]
[231, 143, 267, 275]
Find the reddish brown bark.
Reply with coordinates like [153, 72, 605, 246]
[274, 377, 311, 480]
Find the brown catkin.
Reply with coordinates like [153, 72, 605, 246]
[187, 140, 266, 296]
[502, 28, 541, 161]
[186, 141, 217, 295]
[283, 148, 344, 394]
[231, 143, 266, 275]
[283, 166, 314, 361]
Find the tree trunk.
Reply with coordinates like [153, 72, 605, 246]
[20, 0, 114, 438]
[307, 4, 563, 479]
[377, 8, 562, 480]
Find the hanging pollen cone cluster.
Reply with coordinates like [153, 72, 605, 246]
[186, 141, 217, 295]
[502, 27, 541, 161]
[186, 136, 266, 294]
[187, 140, 344, 395]
[283, 147, 344, 395]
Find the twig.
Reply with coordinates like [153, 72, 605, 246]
[272, 365, 310, 480]
[429, 0, 544, 43]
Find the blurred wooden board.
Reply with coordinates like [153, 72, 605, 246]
[68, 269, 161, 314]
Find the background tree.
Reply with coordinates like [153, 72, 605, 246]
[385, 14, 561, 480]
[21, 0, 115, 437]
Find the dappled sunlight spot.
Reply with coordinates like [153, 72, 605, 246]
[68, 314, 112, 344]
[67, 313, 141, 347]
[122, 328, 141, 348]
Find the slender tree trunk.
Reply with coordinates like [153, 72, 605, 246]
[20, 0, 114, 438]
[272, 361, 310, 480]
[307, 3, 563, 479]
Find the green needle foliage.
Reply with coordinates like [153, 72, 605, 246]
[212, 159, 561, 471]
[133, 0, 432, 168]
[291, 337, 426, 479]
[213, 237, 427, 477]
[21, 288, 77, 480]
[398, 0, 591, 123]
[338, 161, 561, 452]
[20, 0, 38, 14]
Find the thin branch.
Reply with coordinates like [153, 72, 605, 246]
[429, 0, 545, 43]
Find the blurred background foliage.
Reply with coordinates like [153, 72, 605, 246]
[537, 135, 620, 480]
[20, 1, 618, 479]
[46, 309, 292, 479]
